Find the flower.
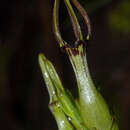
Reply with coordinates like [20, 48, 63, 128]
[39, 0, 119, 129]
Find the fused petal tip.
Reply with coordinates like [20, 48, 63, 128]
[53, 0, 91, 49]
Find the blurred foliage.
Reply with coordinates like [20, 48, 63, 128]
[80, 0, 112, 13]
[108, 0, 130, 34]
[63, 0, 112, 19]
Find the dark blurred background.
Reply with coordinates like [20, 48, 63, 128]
[0, 0, 130, 129]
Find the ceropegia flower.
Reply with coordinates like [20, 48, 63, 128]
[39, 0, 119, 129]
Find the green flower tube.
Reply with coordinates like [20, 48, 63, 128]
[64, 41, 119, 130]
